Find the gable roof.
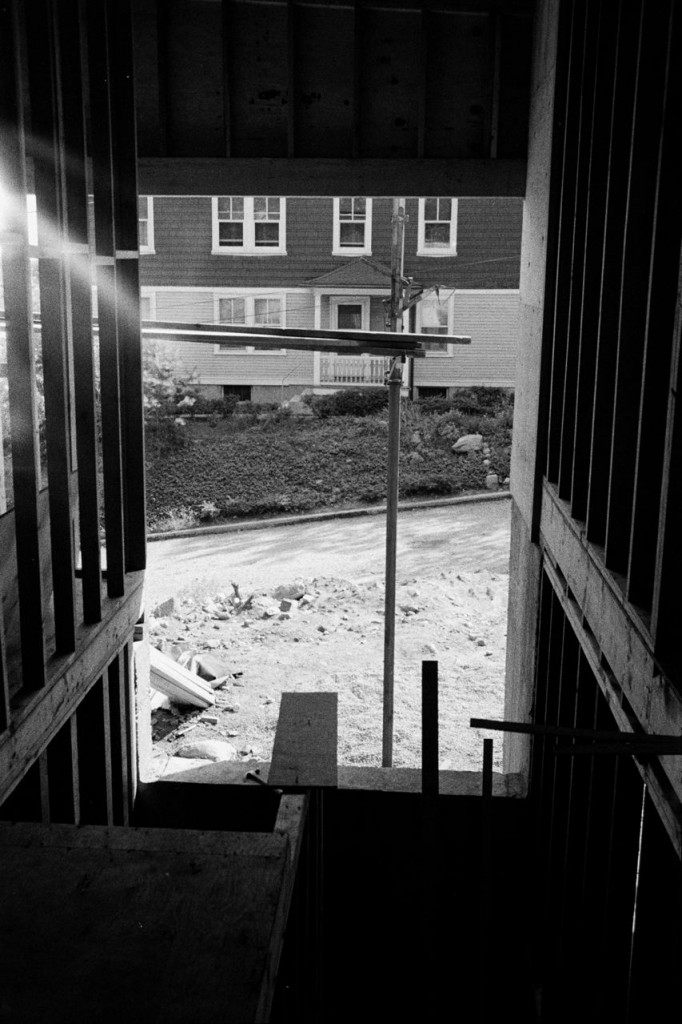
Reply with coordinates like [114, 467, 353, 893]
[306, 257, 412, 290]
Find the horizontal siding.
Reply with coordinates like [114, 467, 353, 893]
[414, 290, 519, 387]
[148, 289, 315, 385]
[140, 196, 522, 290]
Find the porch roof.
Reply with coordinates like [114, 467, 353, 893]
[305, 257, 413, 291]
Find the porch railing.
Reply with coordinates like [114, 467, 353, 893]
[319, 354, 391, 386]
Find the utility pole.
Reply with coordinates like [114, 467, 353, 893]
[382, 198, 407, 767]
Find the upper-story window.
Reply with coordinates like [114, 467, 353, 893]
[333, 197, 372, 255]
[212, 197, 287, 254]
[417, 198, 457, 256]
[417, 293, 451, 354]
[138, 196, 154, 253]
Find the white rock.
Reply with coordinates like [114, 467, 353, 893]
[452, 433, 483, 453]
[176, 740, 237, 761]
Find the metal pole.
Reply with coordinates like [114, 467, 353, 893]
[382, 199, 406, 767]
[382, 356, 402, 766]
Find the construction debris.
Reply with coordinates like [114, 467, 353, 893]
[149, 646, 215, 708]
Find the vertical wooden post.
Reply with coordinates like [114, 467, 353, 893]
[480, 737, 493, 1024]
[0, 0, 47, 690]
[421, 660, 439, 796]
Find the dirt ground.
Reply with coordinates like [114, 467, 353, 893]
[148, 561, 508, 778]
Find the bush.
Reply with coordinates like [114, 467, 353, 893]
[414, 397, 455, 416]
[450, 387, 514, 416]
[312, 387, 389, 419]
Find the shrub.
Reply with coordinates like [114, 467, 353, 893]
[147, 505, 199, 533]
[312, 387, 389, 419]
[414, 397, 455, 416]
[451, 387, 514, 416]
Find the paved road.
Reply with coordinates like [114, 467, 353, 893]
[145, 500, 512, 610]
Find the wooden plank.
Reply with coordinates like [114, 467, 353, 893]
[107, 654, 128, 825]
[540, 487, 682, 856]
[40, 258, 77, 652]
[0, 610, 9, 734]
[557, 1, 599, 506]
[221, 0, 232, 156]
[137, 156, 527, 197]
[352, 0, 362, 157]
[0, 821, 292, 1024]
[109, 0, 139, 255]
[421, 662, 439, 795]
[287, 0, 296, 157]
[149, 645, 215, 708]
[70, 267, 103, 623]
[604, 1, 670, 577]
[269, 692, 338, 788]
[569, 1, 616, 521]
[143, 319, 466, 351]
[544, 0, 581, 487]
[76, 676, 111, 826]
[479, 736, 493, 1022]
[0, 572, 144, 807]
[116, 258, 147, 573]
[627, 1, 681, 613]
[0, 485, 54, 685]
[55, 0, 103, 624]
[585, 0, 640, 546]
[416, 8, 427, 159]
[46, 717, 79, 825]
[124, 642, 138, 814]
[97, 263, 126, 598]
[28, 0, 78, 645]
[651, 249, 682, 683]
[0, 0, 47, 690]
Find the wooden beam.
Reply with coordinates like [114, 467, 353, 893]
[221, 0, 232, 156]
[0, 572, 144, 807]
[142, 319, 468, 352]
[54, 0, 103, 624]
[269, 692, 338, 788]
[539, 485, 682, 855]
[0, 0, 47, 690]
[421, 660, 439, 795]
[27, 0, 77, 654]
[137, 156, 527, 197]
[46, 717, 79, 824]
[287, 0, 296, 157]
[0, 611, 9, 734]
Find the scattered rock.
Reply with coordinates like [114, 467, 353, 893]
[152, 597, 175, 618]
[452, 433, 483, 454]
[176, 739, 237, 762]
[250, 596, 282, 619]
[485, 473, 499, 490]
[273, 581, 307, 601]
[193, 653, 234, 683]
